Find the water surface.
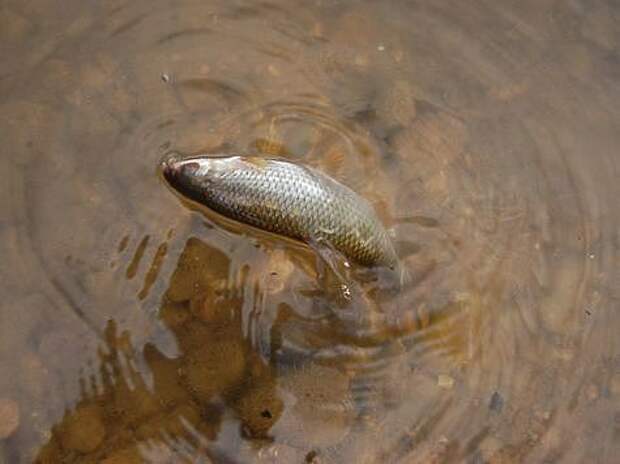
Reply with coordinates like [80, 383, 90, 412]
[0, 0, 619, 462]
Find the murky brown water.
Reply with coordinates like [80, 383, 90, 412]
[1, 0, 619, 462]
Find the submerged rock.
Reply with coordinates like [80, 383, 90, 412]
[165, 238, 230, 303]
[59, 403, 106, 453]
[182, 332, 246, 402]
[234, 380, 284, 438]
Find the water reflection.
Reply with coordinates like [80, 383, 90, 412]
[33, 237, 365, 462]
[30, 226, 483, 463]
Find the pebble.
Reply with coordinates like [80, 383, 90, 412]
[266, 64, 280, 77]
[311, 22, 324, 39]
[489, 391, 504, 413]
[233, 378, 283, 438]
[584, 383, 599, 402]
[0, 398, 19, 439]
[437, 374, 455, 389]
[354, 54, 369, 67]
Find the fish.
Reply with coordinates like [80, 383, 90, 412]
[161, 153, 398, 270]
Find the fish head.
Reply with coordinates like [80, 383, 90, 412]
[161, 153, 233, 199]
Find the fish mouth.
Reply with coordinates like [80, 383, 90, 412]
[160, 152, 200, 182]
[160, 152, 181, 178]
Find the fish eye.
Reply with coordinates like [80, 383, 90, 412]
[180, 162, 200, 174]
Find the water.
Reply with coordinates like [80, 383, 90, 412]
[1, 0, 619, 462]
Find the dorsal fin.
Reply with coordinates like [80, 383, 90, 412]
[244, 156, 270, 169]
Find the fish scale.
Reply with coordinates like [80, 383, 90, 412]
[162, 154, 398, 268]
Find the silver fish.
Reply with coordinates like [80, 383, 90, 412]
[162, 154, 398, 269]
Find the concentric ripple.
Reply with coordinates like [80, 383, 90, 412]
[0, 0, 619, 463]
